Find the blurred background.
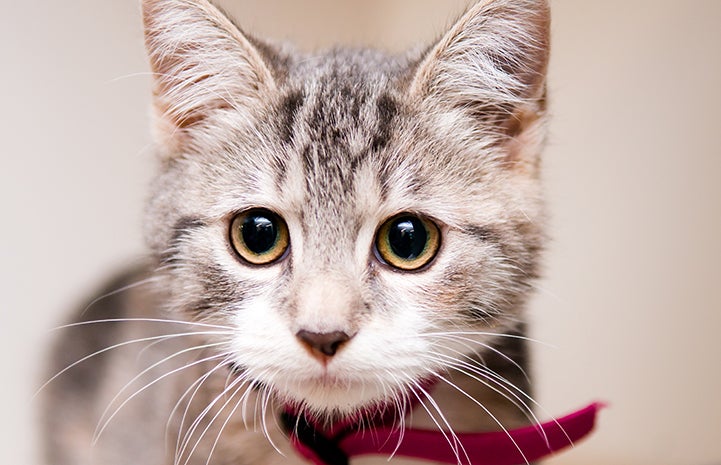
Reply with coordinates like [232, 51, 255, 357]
[1, 1, 720, 464]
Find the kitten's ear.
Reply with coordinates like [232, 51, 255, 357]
[409, 0, 550, 163]
[142, 0, 276, 154]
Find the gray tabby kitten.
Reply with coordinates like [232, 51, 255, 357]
[41, 0, 550, 464]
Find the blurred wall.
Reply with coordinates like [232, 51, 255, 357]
[1, 1, 719, 464]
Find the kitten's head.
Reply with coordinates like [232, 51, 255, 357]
[142, 0, 549, 416]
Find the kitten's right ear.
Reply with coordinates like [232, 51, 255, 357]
[142, 0, 276, 155]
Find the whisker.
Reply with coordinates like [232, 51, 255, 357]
[178, 374, 250, 465]
[459, 359, 574, 448]
[79, 276, 160, 317]
[51, 317, 234, 332]
[239, 369, 273, 432]
[93, 343, 230, 443]
[260, 385, 285, 456]
[166, 354, 236, 459]
[375, 372, 408, 460]
[425, 351, 545, 444]
[421, 330, 552, 348]
[181, 377, 250, 465]
[34, 330, 232, 398]
[106, 70, 157, 83]
[434, 372, 530, 465]
[429, 342, 532, 404]
[204, 381, 255, 465]
[428, 338, 570, 443]
[429, 333, 531, 384]
[397, 372, 467, 465]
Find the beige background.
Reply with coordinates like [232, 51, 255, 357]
[1, 1, 720, 464]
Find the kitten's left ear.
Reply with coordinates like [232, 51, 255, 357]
[409, 0, 550, 166]
[142, 0, 276, 155]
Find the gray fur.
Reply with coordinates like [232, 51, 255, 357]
[41, 1, 550, 464]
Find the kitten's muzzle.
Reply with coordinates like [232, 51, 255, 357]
[296, 330, 351, 362]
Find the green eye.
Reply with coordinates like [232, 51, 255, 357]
[230, 209, 289, 265]
[375, 214, 440, 270]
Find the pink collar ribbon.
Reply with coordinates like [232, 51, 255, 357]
[281, 402, 604, 465]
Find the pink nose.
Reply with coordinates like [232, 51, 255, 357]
[296, 330, 350, 359]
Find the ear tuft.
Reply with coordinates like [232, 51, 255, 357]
[142, 0, 276, 152]
[410, 0, 550, 130]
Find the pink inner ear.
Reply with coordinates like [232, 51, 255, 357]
[500, 103, 547, 175]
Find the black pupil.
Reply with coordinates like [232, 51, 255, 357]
[388, 216, 427, 260]
[242, 213, 277, 254]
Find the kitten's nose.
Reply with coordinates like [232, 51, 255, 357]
[296, 330, 350, 359]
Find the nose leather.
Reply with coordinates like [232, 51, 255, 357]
[296, 330, 350, 357]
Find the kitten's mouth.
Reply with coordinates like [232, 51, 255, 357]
[227, 356, 437, 417]
[226, 361, 384, 413]
[279, 374, 440, 423]
[280, 378, 438, 430]
[308, 370, 353, 386]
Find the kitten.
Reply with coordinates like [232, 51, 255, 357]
[41, 0, 552, 464]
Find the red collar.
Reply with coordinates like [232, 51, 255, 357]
[281, 402, 604, 465]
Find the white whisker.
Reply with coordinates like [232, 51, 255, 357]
[178, 374, 249, 465]
[181, 377, 250, 465]
[398, 372, 469, 465]
[421, 330, 552, 348]
[78, 276, 160, 317]
[434, 372, 530, 465]
[260, 385, 285, 456]
[425, 351, 545, 445]
[35, 330, 232, 398]
[375, 373, 408, 460]
[167, 355, 236, 459]
[429, 333, 531, 383]
[203, 379, 259, 465]
[51, 317, 234, 331]
[93, 343, 230, 443]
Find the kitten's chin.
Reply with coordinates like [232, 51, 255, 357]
[274, 377, 398, 417]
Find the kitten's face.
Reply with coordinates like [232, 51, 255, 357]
[142, 0, 549, 416]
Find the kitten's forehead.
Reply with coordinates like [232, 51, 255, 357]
[273, 51, 409, 253]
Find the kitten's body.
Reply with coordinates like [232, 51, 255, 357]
[42, 1, 550, 464]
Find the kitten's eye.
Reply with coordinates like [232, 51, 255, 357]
[375, 214, 440, 271]
[230, 209, 289, 265]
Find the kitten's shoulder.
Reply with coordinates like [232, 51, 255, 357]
[45, 264, 159, 384]
[41, 264, 161, 462]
